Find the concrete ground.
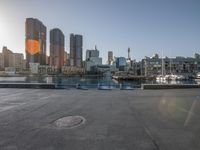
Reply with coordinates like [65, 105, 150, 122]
[0, 88, 200, 150]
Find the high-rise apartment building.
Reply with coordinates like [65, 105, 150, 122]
[25, 18, 46, 65]
[1, 46, 24, 69]
[70, 34, 83, 67]
[107, 51, 113, 65]
[50, 28, 64, 70]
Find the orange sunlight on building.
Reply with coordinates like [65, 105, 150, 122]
[26, 39, 40, 55]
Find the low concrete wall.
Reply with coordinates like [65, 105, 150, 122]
[0, 83, 56, 89]
[141, 84, 200, 90]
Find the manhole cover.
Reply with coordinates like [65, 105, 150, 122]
[54, 116, 86, 128]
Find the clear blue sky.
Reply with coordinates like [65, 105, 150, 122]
[0, 0, 199, 62]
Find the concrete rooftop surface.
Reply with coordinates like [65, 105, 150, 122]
[0, 88, 200, 150]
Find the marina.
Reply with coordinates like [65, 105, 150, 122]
[0, 75, 199, 90]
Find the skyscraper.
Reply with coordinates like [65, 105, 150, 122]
[50, 28, 64, 70]
[70, 34, 83, 67]
[107, 51, 113, 65]
[25, 18, 46, 65]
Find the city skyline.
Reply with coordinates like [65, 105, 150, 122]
[0, 0, 200, 62]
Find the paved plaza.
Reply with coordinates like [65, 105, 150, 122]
[0, 88, 200, 150]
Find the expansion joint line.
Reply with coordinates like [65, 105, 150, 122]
[130, 108, 161, 150]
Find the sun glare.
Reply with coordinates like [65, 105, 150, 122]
[0, 16, 9, 47]
[0, 23, 3, 44]
[0, 17, 5, 42]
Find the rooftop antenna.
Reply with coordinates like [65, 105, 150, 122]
[95, 45, 97, 50]
[128, 47, 131, 60]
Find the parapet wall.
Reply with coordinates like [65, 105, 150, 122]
[0, 83, 55, 89]
[141, 84, 200, 90]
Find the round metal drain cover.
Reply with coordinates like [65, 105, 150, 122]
[54, 116, 86, 128]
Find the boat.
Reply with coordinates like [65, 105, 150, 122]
[196, 72, 200, 79]
[164, 74, 185, 81]
[156, 75, 166, 81]
[156, 51, 166, 83]
[176, 75, 186, 80]
[164, 58, 186, 81]
[156, 54, 186, 82]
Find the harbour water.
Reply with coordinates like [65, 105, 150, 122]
[0, 75, 198, 88]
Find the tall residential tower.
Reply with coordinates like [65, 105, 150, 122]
[107, 51, 113, 65]
[70, 34, 83, 67]
[25, 18, 46, 65]
[50, 28, 64, 70]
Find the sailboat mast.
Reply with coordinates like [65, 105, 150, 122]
[170, 58, 172, 74]
[162, 51, 164, 76]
